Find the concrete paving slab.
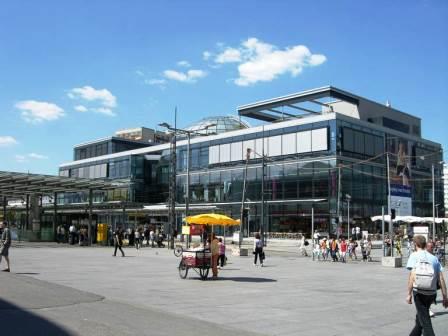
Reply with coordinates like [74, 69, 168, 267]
[4, 245, 448, 335]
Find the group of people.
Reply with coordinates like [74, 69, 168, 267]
[110, 226, 166, 249]
[312, 236, 372, 263]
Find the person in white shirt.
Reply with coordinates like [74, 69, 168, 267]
[134, 229, 141, 250]
[313, 231, 320, 246]
[299, 234, 308, 256]
[150, 229, 155, 248]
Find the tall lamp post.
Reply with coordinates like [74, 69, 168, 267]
[346, 194, 351, 240]
[432, 161, 444, 241]
[158, 122, 216, 248]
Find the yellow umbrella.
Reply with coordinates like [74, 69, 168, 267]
[185, 213, 240, 226]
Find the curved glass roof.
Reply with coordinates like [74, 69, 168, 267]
[185, 116, 250, 135]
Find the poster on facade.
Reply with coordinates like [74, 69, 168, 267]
[387, 136, 413, 216]
[390, 184, 412, 216]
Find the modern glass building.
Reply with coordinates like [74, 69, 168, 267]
[58, 86, 444, 236]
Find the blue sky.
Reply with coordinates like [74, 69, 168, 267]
[0, 0, 447, 174]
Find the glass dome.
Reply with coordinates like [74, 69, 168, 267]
[185, 116, 250, 135]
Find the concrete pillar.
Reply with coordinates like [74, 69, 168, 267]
[2, 196, 6, 222]
[53, 192, 58, 242]
[31, 194, 41, 232]
[25, 194, 30, 230]
[88, 189, 93, 245]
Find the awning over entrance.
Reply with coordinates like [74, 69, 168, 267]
[370, 215, 446, 224]
[0, 170, 125, 198]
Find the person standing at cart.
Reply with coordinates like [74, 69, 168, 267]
[210, 233, 219, 279]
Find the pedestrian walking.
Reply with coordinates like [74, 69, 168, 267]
[366, 237, 372, 262]
[56, 225, 64, 243]
[113, 227, 125, 257]
[299, 234, 308, 256]
[0, 221, 11, 272]
[313, 242, 321, 261]
[330, 238, 338, 262]
[253, 233, 264, 266]
[340, 238, 347, 263]
[144, 227, 150, 247]
[361, 237, 368, 262]
[134, 228, 141, 250]
[320, 238, 328, 261]
[406, 235, 448, 336]
[218, 237, 226, 268]
[313, 230, 320, 247]
[150, 228, 155, 247]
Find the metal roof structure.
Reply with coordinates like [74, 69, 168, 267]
[237, 86, 359, 122]
[0, 170, 126, 199]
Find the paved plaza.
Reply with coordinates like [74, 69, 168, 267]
[1, 244, 447, 335]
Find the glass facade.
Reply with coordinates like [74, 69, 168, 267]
[169, 116, 443, 237]
[59, 113, 444, 237]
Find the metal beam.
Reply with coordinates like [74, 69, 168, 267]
[287, 104, 320, 114]
[311, 100, 331, 107]
[267, 108, 297, 118]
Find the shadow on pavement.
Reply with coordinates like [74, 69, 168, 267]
[15, 272, 40, 275]
[434, 311, 448, 317]
[218, 276, 277, 282]
[0, 298, 73, 336]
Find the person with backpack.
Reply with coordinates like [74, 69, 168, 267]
[406, 235, 447, 336]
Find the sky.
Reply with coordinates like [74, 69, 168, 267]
[0, 0, 447, 175]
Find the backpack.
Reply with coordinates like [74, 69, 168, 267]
[413, 252, 437, 292]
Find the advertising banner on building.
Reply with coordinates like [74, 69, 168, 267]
[390, 184, 412, 216]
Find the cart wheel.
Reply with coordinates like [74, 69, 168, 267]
[199, 266, 209, 280]
[178, 260, 188, 279]
[174, 246, 183, 257]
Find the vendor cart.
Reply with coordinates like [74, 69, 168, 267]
[178, 249, 211, 280]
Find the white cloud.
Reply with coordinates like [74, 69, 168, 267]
[163, 69, 207, 83]
[308, 54, 327, 66]
[15, 154, 27, 163]
[177, 60, 191, 67]
[211, 37, 327, 86]
[15, 100, 65, 123]
[0, 136, 18, 147]
[68, 86, 117, 108]
[215, 48, 242, 63]
[74, 105, 88, 112]
[203, 51, 212, 60]
[15, 152, 48, 163]
[135, 70, 145, 77]
[68, 85, 117, 116]
[28, 153, 48, 159]
[144, 78, 167, 86]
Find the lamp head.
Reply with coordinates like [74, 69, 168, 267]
[158, 122, 171, 129]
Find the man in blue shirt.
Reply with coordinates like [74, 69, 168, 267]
[406, 235, 447, 336]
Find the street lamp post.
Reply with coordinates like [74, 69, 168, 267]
[346, 194, 351, 241]
[158, 121, 216, 248]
